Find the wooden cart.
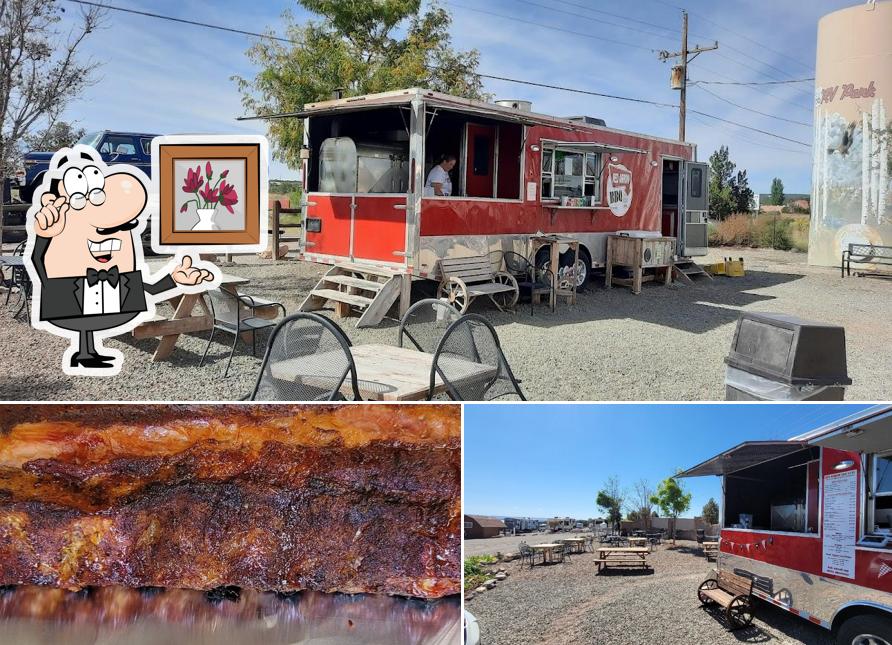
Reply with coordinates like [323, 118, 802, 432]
[605, 234, 676, 294]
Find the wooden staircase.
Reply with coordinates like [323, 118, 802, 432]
[299, 262, 406, 328]
[672, 258, 713, 285]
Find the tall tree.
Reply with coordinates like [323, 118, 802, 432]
[235, 0, 485, 169]
[596, 475, 625, 531]
[0, 0, 104, 177]
[650, 475, 692, 545]
[629, 479, 656, 529]
[770, 177, 785, 206]
[701, 498, 719, 526]
[708, 145, 754, 219]
[23, 120, 85, 152]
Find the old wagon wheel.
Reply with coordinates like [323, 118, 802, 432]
[438, 277, 470, 313]
[489, 272, 519, 311]
[697, 579, 718, 605]
[727, 595, 754, 628]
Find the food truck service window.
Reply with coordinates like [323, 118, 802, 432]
[540, 145, 601, 203]
[723, 448, 820, 534]
[870, 452, 892, 531]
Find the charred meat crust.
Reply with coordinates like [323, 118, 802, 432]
[0, 406, 460, 599]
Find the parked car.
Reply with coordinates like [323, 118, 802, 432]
[15, 130, 159, 204]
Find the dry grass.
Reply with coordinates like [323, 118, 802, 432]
[709, 213, 809, 251]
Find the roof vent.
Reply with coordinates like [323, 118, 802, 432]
[566, 115, 606, 127]
[495, 99, 532, 111]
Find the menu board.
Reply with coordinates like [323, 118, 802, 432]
[822, 469, 857, 579]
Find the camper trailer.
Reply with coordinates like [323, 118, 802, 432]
[680, 406, 892, 644]
[249, 88, 709, 323]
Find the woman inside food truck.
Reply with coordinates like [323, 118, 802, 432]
[424, 154, 457, 196]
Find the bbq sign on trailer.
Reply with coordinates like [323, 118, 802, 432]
[606, 162, 633, 217]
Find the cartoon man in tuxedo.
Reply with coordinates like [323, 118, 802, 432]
[27, 145, 217, 374]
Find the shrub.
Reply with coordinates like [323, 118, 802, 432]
[464, 555, 498, 591]
[711, 213, 753, 246]
[708, 212, 809, 251]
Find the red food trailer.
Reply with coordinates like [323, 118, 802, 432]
[253, 88, 709, 323]
[680, 405, 892, 644]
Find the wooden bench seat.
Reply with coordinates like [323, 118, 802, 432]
[698, 569, 755, 629]
[437, 255, 519, 313]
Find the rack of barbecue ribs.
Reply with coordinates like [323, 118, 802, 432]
[0, 405, 460, 599]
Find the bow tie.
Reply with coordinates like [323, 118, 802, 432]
[86, 266, 120, 288]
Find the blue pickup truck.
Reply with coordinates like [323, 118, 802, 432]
[16, 130, 159, 203]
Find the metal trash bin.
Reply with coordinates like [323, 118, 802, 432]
[724, 312, 851, 401]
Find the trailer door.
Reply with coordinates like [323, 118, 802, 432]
[683, 161, 709, 256]
[465, 124, 496, 198]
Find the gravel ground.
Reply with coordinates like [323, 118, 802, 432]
[465, 539, 830, 645]
[1, 247, 889, 401]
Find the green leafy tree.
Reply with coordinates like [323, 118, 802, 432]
[596, 475, 625, 530]
[235, 0, 485, 169]
[770, 177, 785, 206]
[708, 146, 754, 219]
[702, 498, 719, 526]
[650, 475, 692, 545]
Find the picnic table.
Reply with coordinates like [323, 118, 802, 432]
[703, 540, 719, 561]
[270, 343, 498, 401]
[628, 536, 648, 549]
[132, 273, 253, 361]
[595, 547, 650, 573]
[531, 543, 563, 564]
[561, 537, 587, 553]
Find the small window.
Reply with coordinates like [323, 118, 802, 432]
[99, 136, 137, 156]
[690, 167, 703, 198]
[140, 138, 153, 155]
[473, 136, 490, 176]
[540, 143, 601, 202]
[876, 455, 892, 496]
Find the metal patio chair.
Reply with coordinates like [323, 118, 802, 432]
[3, 241, 30, 319]
[427, 314, 525, 401]
[199, 288, 284, 377]
[249, 312, 362, 401]
[397, 298, 461, 353]
[499, 250, 555, 314]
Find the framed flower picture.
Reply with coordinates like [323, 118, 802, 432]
[151, 135, 268, 252]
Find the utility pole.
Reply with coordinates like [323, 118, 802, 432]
[659, 11, 718, 141]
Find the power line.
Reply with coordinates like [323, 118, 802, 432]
[688, 113, 809, 155]
[480, 73, 811, 147]
[694, 84, 811, 127]
[640, 0, 814, 72]
[553, 0, 681, 37]
[64, 0, 299, 45]
[694, 78, 814, 86]
[514, 0, 678, 42]
[448, 2, 658, 52]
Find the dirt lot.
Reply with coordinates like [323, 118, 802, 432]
[465, 539, 829, 645]
[0, 247, 888, 401]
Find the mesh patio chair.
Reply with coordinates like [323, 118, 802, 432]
[518, 542, 537, 569]
[696, 529, 706, 545]
[550, 544, 565, 564]
[199, 288, 284, 377]
[585, 535, 595, 553]
[249, 312, 362, 401]
[501, 251, 555, 314]
[428, 314, 525, 401]
[397, 298, 461, 353]
[4, 241, 30, 318]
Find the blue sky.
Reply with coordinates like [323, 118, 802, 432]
[463, 404, 872, 520]
[53, 0, 857, 191]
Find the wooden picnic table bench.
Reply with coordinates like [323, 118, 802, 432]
[697, 569, 755, 629]
[703, 540, 719, 561]
[436, 255, 519, 313]
[595, 547, 650, 573]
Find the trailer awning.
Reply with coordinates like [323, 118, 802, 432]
[539, 139, 647, 155]
[805, 408, 892, 453]
[678, 441, 809, 477]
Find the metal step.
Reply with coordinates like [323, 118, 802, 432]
[322, 275, 385, 291]
[673, 260, 713, 284]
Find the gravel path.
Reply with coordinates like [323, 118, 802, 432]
[1, 247, 889, 401]
[465, 540, 829, 645]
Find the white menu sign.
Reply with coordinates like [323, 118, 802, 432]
[822, 469, 857, 579]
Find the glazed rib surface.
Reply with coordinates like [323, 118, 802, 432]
[0, 405, 460, 599]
